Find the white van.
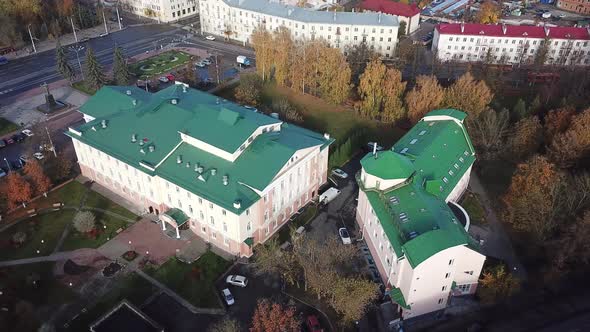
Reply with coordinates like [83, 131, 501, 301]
[319, 187, 341, 205]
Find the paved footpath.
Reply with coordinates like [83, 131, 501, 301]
[469, 173, 527, 279]
[0, 249, 97, 267]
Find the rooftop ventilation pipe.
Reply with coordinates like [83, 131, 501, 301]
[233, 200, 241, 209]
[101, 120, 107, 128]
[132, 99, 137, 106]
[126, 90, 132, 95]
[148, 145, 155, 152]
[194, 163, 200, 172]
[197, 165, 204, 174]
[131, 134, 137, 143]
[186, 161, 191, 168]
[211, 168, 217, 176]
[223, 175, 229, 186]
[177, 155, 182, 164]
[140, 148, 145, 154]
[373, 142, 378, 158]
[182, 85, 187, 93]
[139, 140, 144, 146]
[171, 98, 178, 105]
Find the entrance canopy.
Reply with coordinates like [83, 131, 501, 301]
[160, 208, 190, 228]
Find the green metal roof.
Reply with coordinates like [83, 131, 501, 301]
[389, 287, 410, 310]
[67, 85, 332, 214]
[361, 151, 415, 180]
[244, 237, 254, 246]
[360, 109, 479, 268]
[164, 208, 189, 226]
[425, 108, 468, 121]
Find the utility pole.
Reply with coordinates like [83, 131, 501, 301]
[116, 3, 122, 30]
[70, 17, 78, 43]
[102, 9, 109, 34]
[70, 45, 85, 80]
[45, 127, 57, 158]
[27, 25, 37, 53]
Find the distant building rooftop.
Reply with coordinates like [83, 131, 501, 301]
[436, 23, 590, 40]
[90, 300, 164, 332]
[360, 0, 421, 18]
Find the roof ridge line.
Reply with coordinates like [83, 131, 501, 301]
[155, 139, 185, 169]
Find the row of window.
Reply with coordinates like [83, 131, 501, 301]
[447, 36, 589, 48]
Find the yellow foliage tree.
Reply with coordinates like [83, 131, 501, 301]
[357, 59, 387, 119]
[444, 72, 493, 118]
[478, 265, 521, 304]
[317, 46, 351, 104]
[382, 68, 407, 123]
[273, 27, 294, 87]
[548, 109, 590, 168]
[251, 27, 274, 81]
[476, 1, 501, 24]
[405, 75, 444, 123]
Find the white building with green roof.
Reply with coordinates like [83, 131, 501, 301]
[356, 109, 485, 319]
[67, 84, 333, 257]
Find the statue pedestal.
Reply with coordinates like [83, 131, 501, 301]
[36, 93, 68, 114]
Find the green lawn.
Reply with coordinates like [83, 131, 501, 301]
[0, 210, 75, 261]
[130, 50, 192, 79]
[84, 190, 138, 220]
[46, 181, 88, 207]
[65, 272, 155, 332]
[72, 80, 98, 95]
[461, 192, 487, 226]
[146, 251, 230, 308]
[0, 117, 19, 136]
[0, 262, 78, 308]
[60, 213, 130, 251]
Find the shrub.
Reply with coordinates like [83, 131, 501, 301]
[12, 231, 27, 245]
[271, 99, 303, 123]
[73, 211, 96, 234]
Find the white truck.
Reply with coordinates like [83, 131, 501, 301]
[319, 187, 341, 205]
[236, 55, 251, 66]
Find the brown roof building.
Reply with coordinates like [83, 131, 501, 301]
[557, 0, 590, 15]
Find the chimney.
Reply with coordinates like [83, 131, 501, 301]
[323, 133, 330, 140]
[211, 168, 217, 176]
[460, 22, 464, 33]
[148, 145, 155, 152]
[171, 98, 178, 105]
[378, 12, 381, 23]
[502, 24, 507, 35]
[132, 99, 137, 106]
[233, 200, 241, 209]
[182, 85, 187, 93]
[185, 161, 191, 168]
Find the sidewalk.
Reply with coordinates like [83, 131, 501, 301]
[4, 22, 122, 61]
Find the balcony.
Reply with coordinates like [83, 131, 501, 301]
[447, 201, 470, 232]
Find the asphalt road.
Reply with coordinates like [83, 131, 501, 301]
[0, 25, 254, 100]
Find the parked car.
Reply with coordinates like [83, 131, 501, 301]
[369, 267, 381, 283]
[202, 58, 212, 65]
[306, 315, 324, 332]
[339, 227, 352, 245]
[319, 187, 341, 205]
[0, 56, 8, 65]
[11, 160, 23, 170]
[205, 35, 216, 41]
[158, 76, 170, 83]
[226, 275, 248, 287]
[0, 168, 6, 178]
[0, 139, 6, 149]
[79, 37, 90, 43]
[165, 73, 175, 81]
[33, 152, 44, 160]
[331, 168, 348, 179]
[367, 142, 383, 152]
[99, 32, 109, 37]
[195, 61, 206, 68]
[12, 133, 26, 142]
[21, 129, 34, 137]
[19, 155, 30, 165]
[221, 288, 235, 306]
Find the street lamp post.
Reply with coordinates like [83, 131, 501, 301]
[3, 158, 11, 172]
[69, 45, 85, 80]
[116, 0, 123, 30]
[102, 9, 109, 35]
[70, 17, 78, 43]
[45, 126, 57, 158]
[27, 25, 37, 53]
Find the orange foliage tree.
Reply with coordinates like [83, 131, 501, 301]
[548, 109, 590, 168]
[502, 155, 564, 240]
[476, 1, 501, 24]
[6, 173, 33, 209]
[405, 75, 444, 123]
[544, 107, 575, 143]
[250, 299, 300, 332]
[24, 160, 52, 196]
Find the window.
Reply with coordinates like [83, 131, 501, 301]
[210, 216, 215, 225]
[189, 205, 193, 213]
[222, 209, 226, 216]
[438, 298, 444, 305]
[246, 209, 250, 216]
[445, 272, 450, 278]
[224, 237, 230, 246]
[209, 203, 213, 209]
[202, 226, 206, 233]
[375, 180, 380, 189]
[212, 232, 216, 239]
[442, 286, 447, 291]
[198, 198, 203, 204]
[223, 222, 227, 232]
[465, 270, 474, 275]
[458, 284, 471, 293]
[449, 259, 454, 265]
[247, 222, 251, 231]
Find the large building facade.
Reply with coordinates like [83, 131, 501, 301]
[432, 23, 590, 66]
[356, 109, 485, 319]
[556, 0, 590, 15]
[199, 0, 400, 57]
[359, 0, 421, 34]
[118, 0, 198, 22]
[67, 84, 332, 257]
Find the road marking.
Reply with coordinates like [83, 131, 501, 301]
[0, 88, 14, 95]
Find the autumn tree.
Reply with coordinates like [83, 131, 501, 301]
[357, 59, 387, 119]
[346, 42, 376, 86]
[6, 173, 33, 209]
[112, 47, 131, 85]
[478, 265, 521, 304]
[235, 73, 263, 106]
[552, 210, 590, 272]
[24, 159, 52, 196]
[290, 40, 315, 94]
[84, 47, 106, 90]
[251, 27, 274, 81]
[506, 116, 543, 161]
[55, 151, 73, 181]
[444, 72, 493, 118]
[511, 98, 527, 121]
[253, 238, 301, 287]
[55, 39, 75, 82]
[381, 67, 407, 123]
[405, 75, 444, 123]
[330, 276, 379, 323]
[476, 1, 501, 24]
[502, 155, 564, 240]
[544, 108, 574, 143]
[398, 21, 407, 37]
[548, 109, 590, 168]
[470, 108, 510, 160]
[272, 99, 303, 124]
[56, 0, 74, 18]
[316, 46, 351, 104]
[273, 27, 294, 87]
[209, 317, 241, 332]
[250, 299, 300, 332]
[0, 13, 23, 48]
[73, 211, 96, 233]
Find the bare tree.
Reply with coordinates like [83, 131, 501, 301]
[469, 108, 510, 160]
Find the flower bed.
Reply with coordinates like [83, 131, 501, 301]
[122, 250, 138, 262]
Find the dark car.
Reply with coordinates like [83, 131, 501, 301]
[5, 137, 15, 145]
[0, 139, 6, 148]
[11, 133, 25, 142]
[306, 315, 323, 332]
[11, 160, 23, 170]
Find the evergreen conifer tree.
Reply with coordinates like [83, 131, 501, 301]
[84, 47, 106, 90]
[112, 47, 131, 85]
[55, 40, 75, 82]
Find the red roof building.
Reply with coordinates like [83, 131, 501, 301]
[359, 0, 421, 34]
[435, 23, 590, 41]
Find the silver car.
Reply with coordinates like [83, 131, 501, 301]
[226, 275, 248, 287]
